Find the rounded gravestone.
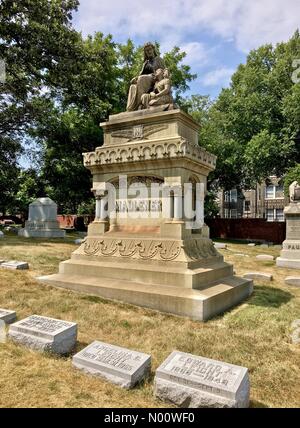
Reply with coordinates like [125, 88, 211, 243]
[0, 231, 4, 239]
[28, 197, 58, 221]
[18, 197, 65, 238]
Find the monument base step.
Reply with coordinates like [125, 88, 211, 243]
[38, 273, 253, 321]
[276, 257, 300, 269]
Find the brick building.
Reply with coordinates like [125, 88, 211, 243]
[218, 176, 289, 221]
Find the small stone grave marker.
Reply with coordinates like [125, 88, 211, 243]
[154, 351, 250, 408]
[256, 254, 274, 261]
[8, 315, 77, 354]
[72, 340, 151, 389]
[285, 277, 300, 287]
[243, 272, 273, 282]
[0, 308, 16, 324]
[0, 260, 29, 270]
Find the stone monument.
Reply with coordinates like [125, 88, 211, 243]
[39, 43, 252, 321]
[18, 197, 65, 238]
[276, 181, 300, 268]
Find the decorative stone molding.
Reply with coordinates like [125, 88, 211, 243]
[83, 138, 216, 170]
[74, 237, 217, 261]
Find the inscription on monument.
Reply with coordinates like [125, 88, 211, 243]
[116, 199, 162, 212]
[154, 351, 250, 408]
[17, 315, 73, 334]
[8, 315, 77, 354]
[72, 340, 151, 389]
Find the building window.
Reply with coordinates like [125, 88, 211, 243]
[275, 208, 284, 222]
[230, 189, 237, 203]
[266, 209, 274, 221]
[230, 209, 237, 218]
[224, 209, 229, 218]
[244, 200, 251, 212]
[266, 185, 275, 199]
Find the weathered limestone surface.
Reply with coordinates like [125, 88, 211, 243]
[8, 315, 77, 354]
[0, 308, 16, 324]
[0, 260, 29, 270]
[256, 254, 274, 261]
[39, 109, 253, 321]
[214, 242, 227, 249]
[18, 197, 65, 238]
[243, 272, 273, 282]
[285, 277, 300, 287]
[154, 351, 250, 408]
[291, 320, 300, 344]
[73, 340, 151, 389]
[277, 202, 300, 268]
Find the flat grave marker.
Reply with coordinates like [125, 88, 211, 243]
[154, 350, 250, 408]
[8, 315, 77, 354]
[72, 340, 151, 389]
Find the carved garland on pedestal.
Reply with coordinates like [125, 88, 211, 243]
[77, 238, 217, 261]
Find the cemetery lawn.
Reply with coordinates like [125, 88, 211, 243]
[0, 234, 300, 408]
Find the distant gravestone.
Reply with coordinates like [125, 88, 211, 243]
[248, 243, 256, 247]
[0, 308, 17, 324]
[8, 315, 77, 354]
[154, 351, 250, 408]
[256, 254, 274, 261]
[74, 239, 83, 245]
[213, 243, 227, 249]
[277, 197, 300, 268]
[243, 272, 273, 282]
[291, 320, 300, 344]
[0, 320, 6, 343]
[18, 197, 65, 238]
[0, 231, 4, 239]
[0, 261, 29, 270]
[72, 340, 151, 389]
[285, 277, 300, 287]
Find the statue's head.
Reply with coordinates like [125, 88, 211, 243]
[143, 42, 158, 60]
[155, 68, 164, 80]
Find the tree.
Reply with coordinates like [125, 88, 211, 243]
[284, 164, 300, 196]
[214, 31, 300, 188]
[0, 136, 21, 215]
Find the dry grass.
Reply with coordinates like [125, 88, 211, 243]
[0, 234, 300, 408]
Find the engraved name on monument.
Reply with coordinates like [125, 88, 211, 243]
[72, 340, 151, 389]
[154, 351, 250, 408]
[9, 315, 77, 354]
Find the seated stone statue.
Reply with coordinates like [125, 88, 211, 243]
[141, 68, 174, 109]
[126, 42, 165, 112]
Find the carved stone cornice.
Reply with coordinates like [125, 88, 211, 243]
[83, 138, 216, 172]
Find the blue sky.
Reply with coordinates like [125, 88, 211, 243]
[72, 0, 300, 99]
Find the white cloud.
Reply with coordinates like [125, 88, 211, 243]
[202, 67, 235, 87]
[74, 0, 300, 53]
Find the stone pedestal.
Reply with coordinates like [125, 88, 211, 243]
[277, 202, 300, 268]
[39, 109, 252, 321]
[18, 197, 65, 238]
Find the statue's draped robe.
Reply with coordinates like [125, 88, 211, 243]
[126, 57, 165, 112]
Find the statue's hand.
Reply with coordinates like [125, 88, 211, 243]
[131, 76, 138, 84]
